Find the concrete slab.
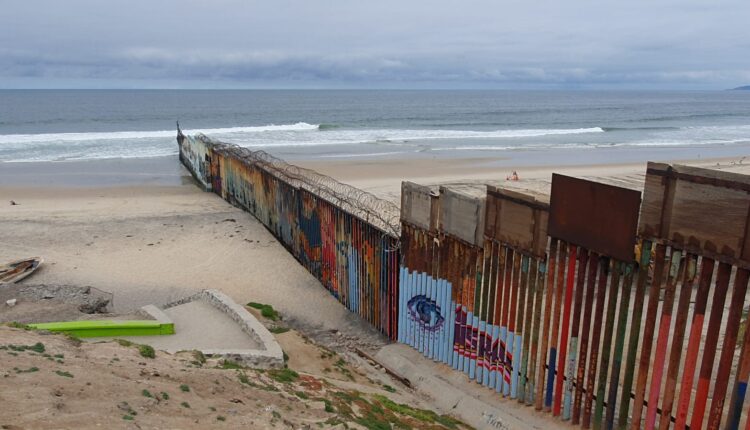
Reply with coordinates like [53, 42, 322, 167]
[376, 343, 567, 430]
[88, 290, 284, 368]
[106, 300, 261, 353]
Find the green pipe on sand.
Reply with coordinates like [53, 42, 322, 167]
[28, 320, 174, 338]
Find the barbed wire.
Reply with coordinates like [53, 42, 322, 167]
[193, 133, 401, 238]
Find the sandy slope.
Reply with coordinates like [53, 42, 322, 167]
[0, 321, 468, 429]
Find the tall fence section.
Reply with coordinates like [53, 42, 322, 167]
[177, 131, 401, 339]
[178, 129, 750, 429]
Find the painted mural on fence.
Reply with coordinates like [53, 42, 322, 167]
[181, 129, 750, 429]
[177, 132, 400, 339]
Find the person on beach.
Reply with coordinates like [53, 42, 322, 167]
[506, 171, 520, 181]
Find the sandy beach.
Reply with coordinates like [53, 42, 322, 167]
[3, 153, 750, 322]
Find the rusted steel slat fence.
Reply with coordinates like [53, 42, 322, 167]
[178, 132, 401, 339]
[180, 127, 750, 429]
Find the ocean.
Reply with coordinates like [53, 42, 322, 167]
[1, 89, 750, 164]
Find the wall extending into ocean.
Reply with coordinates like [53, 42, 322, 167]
[179, 129, 750, 430]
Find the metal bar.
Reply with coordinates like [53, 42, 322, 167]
[546, 241, 568, 411]
[520, 257, 537, 403]
[600, 262, 636, 430]
[528, 257, 547, 406]
[644, 249, 686, 430]
[616, 240, 654, 429]
[536, 239, 559, 410]
[726, 269, 750, 429]
[689, 262, 733, 429]
[707, 267, 750, 429]
[657, 253, 698, 430]
[630, 243, 668, 429]
[567, 249, 591, 422]
[583, 257, 615, 428]
[591, 256, 616, 430]
[506, 251, 522, 397]
[571, 252, 599, 424]
[553, 244, 578, 416]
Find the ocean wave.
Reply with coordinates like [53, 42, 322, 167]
[0, 122, 319, 145]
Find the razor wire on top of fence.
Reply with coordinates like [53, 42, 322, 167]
[189, 132, 401, 239]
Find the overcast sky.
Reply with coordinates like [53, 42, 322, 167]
[1, 0, 748, 89]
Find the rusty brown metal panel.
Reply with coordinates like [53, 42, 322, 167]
[640, 162, 750, 263]
[548, 174, 641, 262]
[485, 186, 550, 258]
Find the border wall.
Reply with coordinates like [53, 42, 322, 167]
[179, 129, 750, 429]
[177, 131, 401, 339]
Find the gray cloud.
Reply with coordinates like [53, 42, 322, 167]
[1, 0, 748, 89]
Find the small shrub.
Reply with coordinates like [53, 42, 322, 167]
[382, 384, 396, 393]
[209, 406, 217, 412]
[217, 416, 226, 421]
[142, 389, 153, 398]
[138, 345, 155, 359]
[55, 370, 73, 378]
[323, 399, 334, 413]
[115, 339, 134, 347]
[269, 368, 299, 383]
[180, 401, 190, 408]
[295, 390, 309, 399]
[220, 360, 244, 370]
[160, 392, 169, 400]
[246, 302, 280, 321]
[269, 326, 290, 334]
[237, 371, 250, 385]
[179, 384, 190, 392]
[123, 415, 134, 421]
[192, 350, 206, 364]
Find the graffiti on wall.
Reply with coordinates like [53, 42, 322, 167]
[180, 127, 750, 429]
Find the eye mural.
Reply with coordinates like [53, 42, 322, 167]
[407, 295, 445, 332]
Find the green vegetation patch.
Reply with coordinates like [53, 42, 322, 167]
[138, 344, 155, 359]
[268, 368, 299, 383]
[6, 342, 45, 353]
[220, 360, 244, 370]
[55, 370, 74, 378]
[246, 302, 280, 321]
[372, 394, 462, 429]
